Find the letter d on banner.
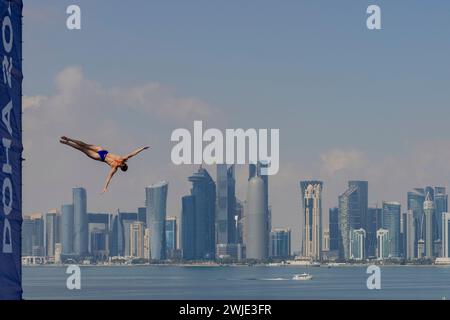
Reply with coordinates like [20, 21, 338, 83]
[0, 0, 23, 300]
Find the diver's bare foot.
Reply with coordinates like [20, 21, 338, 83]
[59, 139, 68, 144]
[61, 136, 68, 141]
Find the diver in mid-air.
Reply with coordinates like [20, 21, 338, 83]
[60, 136, 149, 193]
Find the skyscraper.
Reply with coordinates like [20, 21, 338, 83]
[114, 211, 138, 257]
[269, 229, 291, 258]
[216, 164, 237, 256]
[338, 181, 368, 260]
[246, 176, 268, 260]
[350, 228, 366, 260]
[138, 207, 147, 225]
[45, 209, 61, 257]
[248, 162, 269, 209]
[249, 162, 270, 242]
[123, 219, 134, 257]
[144, 228, 151, 259]
[329, 207, 339, 252]
[166, 216, 177, 258]
[90, 229, 108, 259]
[61, 204, 74, 255]
[109, 214, 119, 257]
[407, 188, 425, 258]
[146, 181, 169, 260]
[130, 221, 145, 258]
[73, 187, 88, 256]
[235, 199, 244, 246]
[181, 195, 196, 260]
[367, 207, 381, 258]
[377, 229, 390, 260]
[87, 213, 110, 256]
[21, 217, 34, 256]
[187, 167, 216, 260]
[382, 201, 401, 258]
[442, 212, 450, 258]
[45, 210, 60, 258]
[322, 230, 330, 252]
[404, 210, 416, 260]
[423, 191, 435, 259]
[300, 181, 323, 260]
[434, 187, 448, 241]
[349, 180, 368, 234]
[30, 213, 44, 256]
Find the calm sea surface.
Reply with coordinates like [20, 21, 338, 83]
[22, 265, 450, 300]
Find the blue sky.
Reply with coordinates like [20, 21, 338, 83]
[23, 1, 450, 250]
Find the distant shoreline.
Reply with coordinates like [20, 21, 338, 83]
[22, 263, 450, 268]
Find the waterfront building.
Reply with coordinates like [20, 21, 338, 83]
[300, 181, 323, 260]
[382, 201, 401, 258]
[377, 228, 390, 260]
[146, 181, 169, 260]
[269, 228, 291, 258]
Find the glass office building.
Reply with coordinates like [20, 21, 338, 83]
[146, 181, 169, 261]
[382, 202, 401, 258]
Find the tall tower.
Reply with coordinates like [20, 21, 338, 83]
[45, 211, 59, 258]
[246, 176, 268, 260]
[181, 195, 196, 260]
[216, 164, 236, 256]
[61, 204, 74, 255]
[130, 221, 145, 258]
[269, 229, 291, 258]
[165, 216, 177, 258]
[434, 187, 448, 241]
[300, 181, 323, 261]
[423, 191, 435, 259]
[377, 229, 390, 260]
[405, 210, 416, 260]
[407, 188, 425, 258]
[329, 208, 339, 252]
[348, 181, 368, 224]
[338, 181, 368, 260]
[186, 167, 216, 260]
[382, 201, 401, 258]
[146, 181, 169, 260]
[73, 187, 88, 256]
[350, 228, 366, 260]
[249, 162, 270, 235]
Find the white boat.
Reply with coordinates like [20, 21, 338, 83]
[292, 273, 313, 281]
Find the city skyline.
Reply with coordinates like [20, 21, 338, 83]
[23, 167, 450, 262]
[22, 1, 450, 254]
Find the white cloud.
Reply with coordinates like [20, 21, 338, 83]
[320, 149, 366, 175]
[23, 95, 47, 110]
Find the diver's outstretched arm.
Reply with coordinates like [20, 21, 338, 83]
[101, 167, 118, 194]
[124, 146, 149, 160]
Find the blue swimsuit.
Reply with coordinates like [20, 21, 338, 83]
[97, 150, 109, 162]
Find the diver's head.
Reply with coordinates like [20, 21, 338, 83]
[120, 163, 128, 172]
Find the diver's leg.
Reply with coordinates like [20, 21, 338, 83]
[60, 139, 101, 160]
[61, 136, 102, 152]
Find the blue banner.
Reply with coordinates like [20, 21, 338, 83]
[0, 0, 22, 300]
